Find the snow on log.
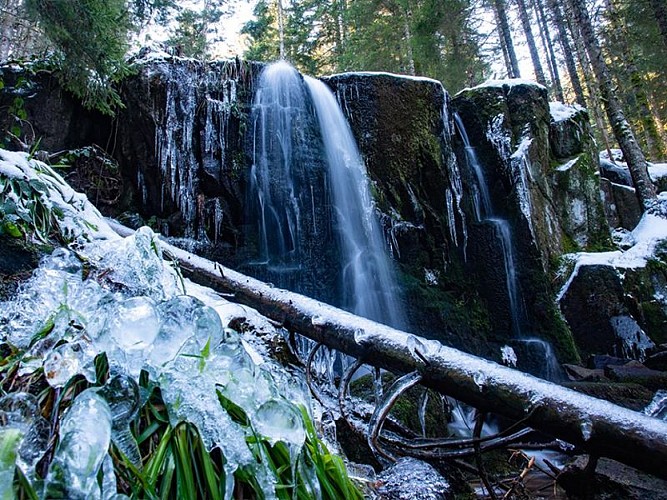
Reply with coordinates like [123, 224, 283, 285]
[109, 221, 667, 479]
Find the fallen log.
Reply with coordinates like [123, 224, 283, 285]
[110, 222, 667, 479]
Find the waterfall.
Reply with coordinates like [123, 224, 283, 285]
[455, 113, 562, 380]
[247, 61, 404, 328]
[305, 76, 405, 328]
[248, 61, 306, 268]
[454, 113, 522, 336]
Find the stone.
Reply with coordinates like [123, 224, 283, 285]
[600, 158, 633, 186]
[549, 102, 589, 159]
[563, 364, 608, 382]
[599, 178, 642, 230]
[605, 361, 667, 390]
[645, 351, 667, 371]
[559, 456, 667, 499]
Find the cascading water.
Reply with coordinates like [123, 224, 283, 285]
[454, 113, 562, 380]
[454, 113, 522, 337]
[305, 76, 405, 328]
[248, 61, 404, 328]
[249, 61, 307, 269]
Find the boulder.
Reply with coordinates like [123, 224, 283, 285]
[549, 102, 588, 159]
[559, 456, 667, 499]
[559, 264, 646, 359]
[599, 179, 642, 230]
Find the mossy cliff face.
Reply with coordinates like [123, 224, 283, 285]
[323, 73, 493, 354]
[451, 82, 589, 362]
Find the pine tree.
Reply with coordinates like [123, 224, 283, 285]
[514, 0, 546, 85]
[24, 0, 135, 114]
[491, 0, 520, 78]
[532, 0, 563, 100]
[567, 0, 656, 210]
[546, 0, 585, 105]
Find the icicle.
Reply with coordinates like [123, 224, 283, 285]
[45, 390, 113, 499]
[367, 371, 423, 461]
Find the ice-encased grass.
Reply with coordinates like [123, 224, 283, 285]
[0, 150, 362, 499]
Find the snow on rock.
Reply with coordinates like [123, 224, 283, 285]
[649, 163, 667, 182]
[463, 78, 547, 92]
[556, 156, 580, 172]
[558, 193, 667, 302]
[549, 102, 585, 123]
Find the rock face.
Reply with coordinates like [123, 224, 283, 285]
[559, 264, 654, 359]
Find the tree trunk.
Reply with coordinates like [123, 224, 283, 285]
[649, 0, 667, 50]
[107, 220, 667, 481]
[277, 0, 285, 60]
[546, 0, 585, 106]
[515, 0, 546, 85]
[567, 0, 656, 210]
[401, 7, 416, 76]
[493, 0, 520, 78]
[564, 4, 615, 159]
[604, 0, 666, 160]
[532, 0, 564, 101]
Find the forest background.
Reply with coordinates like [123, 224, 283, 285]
[1, 0, 666, 173]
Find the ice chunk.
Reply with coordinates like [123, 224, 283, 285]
[43, 247, 83, 275]
[108, 296, 160, 350]
[45, 389, 112, 499]
[254, 399, 306, 447]
[98, 375, 141, 467]
[644, 390, 667, 421]
[501, 345, 517, 367]
[43, 341, 96, 387]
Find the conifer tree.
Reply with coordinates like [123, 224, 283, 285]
[567, 0, 656, 210]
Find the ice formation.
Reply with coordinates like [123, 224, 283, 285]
[0, 151, 318, 498]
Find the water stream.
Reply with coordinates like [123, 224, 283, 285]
[305, 75, 405, 328]
[248, 62, 404, 328]
[454, 113, 561, 380]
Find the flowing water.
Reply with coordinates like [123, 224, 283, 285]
[454, 113, 562, 379]
[454, 113, 522, 336]
[248, 61, 404, 328]
[305, 75, 405, 328]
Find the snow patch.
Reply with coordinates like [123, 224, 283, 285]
[649, 163, 667, 181]
[463, 79, 547, 92]
[556, 156, 580, 172]
[549, 102, 584, 123]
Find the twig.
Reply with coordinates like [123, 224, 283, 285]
[473, 410, 497, 500]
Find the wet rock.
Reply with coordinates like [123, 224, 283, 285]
[559, 265, 651, 360]
[559, 456, 667, 500]
[588, 355, 628, 370]
[549, 102, 588, 159]
[376, 457, 453, 499]
[605, 361, 667, 390]
[600, 158, 633, 186]
[599, 178, 642, 230]
[645, 350, 667, 371]
[563, 364, 607, 382]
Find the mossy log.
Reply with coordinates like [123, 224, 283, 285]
[109, 222, 667, 480]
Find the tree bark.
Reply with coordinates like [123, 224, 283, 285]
[649, 0, 667, 50]
[277, 0, 285, 60]
[532, 0, 564, 101]
[515, 0, 546, 85]
[604, 0, 666, 160]
[546, 0, 584, 105]
[567, 0, 656, 210]
[108, 221, 667, 481]
[493, 0, 520, 78]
